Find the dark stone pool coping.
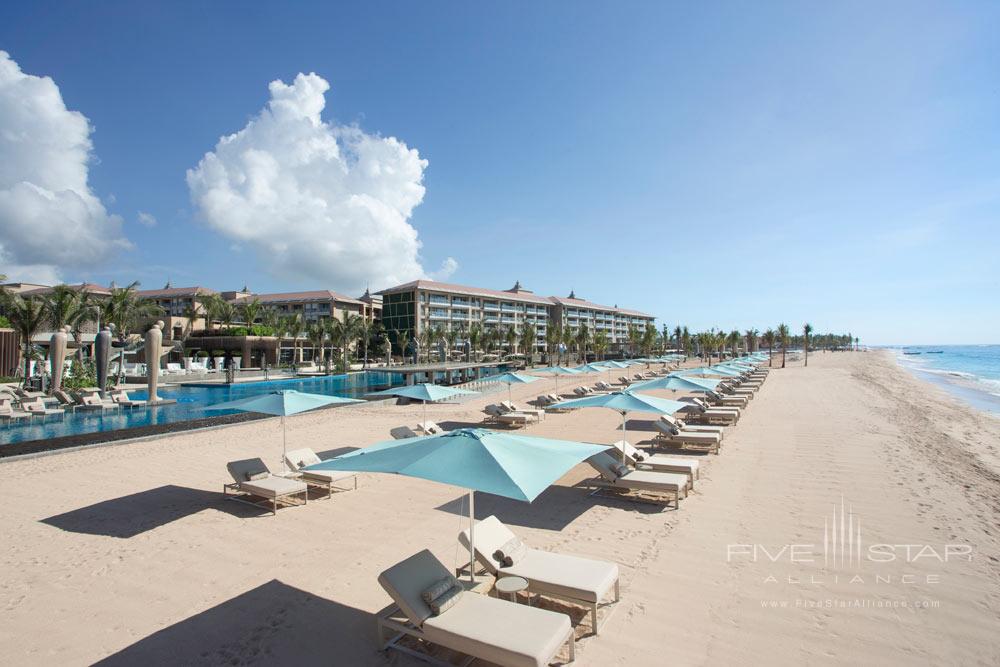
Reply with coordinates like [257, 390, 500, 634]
[0, 412, 268, 459]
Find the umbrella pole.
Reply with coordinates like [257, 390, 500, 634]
[468, 489, 476, 583]
[621, 411, 627, 464]
[281, 416, 287, 472]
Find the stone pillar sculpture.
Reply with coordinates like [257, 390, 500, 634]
[49, 325, 69, 394]
[146, 320, 164, 404]
[96, 325, 112, 398]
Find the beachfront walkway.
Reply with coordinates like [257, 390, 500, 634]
[1, 352, 998, 665]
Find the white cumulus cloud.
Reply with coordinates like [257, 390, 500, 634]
[137, 210, 157, 227]
[0, 51, 130, 283]
[186, 72, 456, 293]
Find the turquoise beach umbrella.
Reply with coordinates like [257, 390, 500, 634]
[631, 375, 721, 393]
[369, 382, 478, 422]
[677, 367, 735, 378]
[306, 428, 610, 581]
[575, 363, 610, 373]
[532, 365, 582, 393]
[489, 371, 541, 402]
[206, 389, 363, 471]
[551, 390, 688, 464]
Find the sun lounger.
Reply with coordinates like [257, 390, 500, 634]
[652, 420, 721, 454]
[595, 381, 613, 391]
[223, 458, 308, 515]
[0, 398, 30, 421]
[678, 397, 740, 424]
[608, 441, 699, 486]
[497, 412, 538, 428]
[391, 425, 420, 439]
[109, 389, 147, 407]
[284, 447, 357, 496]
[500, 401, 545, 421]
[584, 451, 688, 508]
[616, 376, 631, 386]
[658, 415, 725, 439]
[22, 399, 65, 417]
[458, 515, 620, 634]
[416, 421, 445, 435]
[377, 549, 575, 666]
[704, 391, 747, 409]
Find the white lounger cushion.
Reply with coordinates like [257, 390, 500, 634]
[285, 447, 356, 483]
[378, 549, 571, 667]
[460, 516, 619, 604]
[242, 476, 307, 499]
[424, 590, 570, 667]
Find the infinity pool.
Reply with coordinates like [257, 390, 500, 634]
[1, 371, 404, 446]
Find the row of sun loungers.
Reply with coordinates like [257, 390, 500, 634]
[378, 515, 623, 666]
[223, 448, 358, 515]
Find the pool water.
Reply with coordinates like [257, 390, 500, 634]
[1, 371, 403, 446]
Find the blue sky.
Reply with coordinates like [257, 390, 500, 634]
[1, 1, 998, 344]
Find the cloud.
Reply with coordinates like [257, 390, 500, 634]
[186, 72, 451, 293]
[430, 256, 459, 280]
[137, 211, 157, 227]
[0, 51, 130, 283]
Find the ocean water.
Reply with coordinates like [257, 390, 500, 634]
[893, 345, 1000, 414]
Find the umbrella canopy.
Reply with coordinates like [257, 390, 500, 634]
[550, 390, 688, 463]
[631, 375, 720, 393]
[368, 382, 478, 422]
[531, 366, 582, 393]
[306, 428, 610, 580]
[489, 372, 541, 402]
[676, 367, 736, 378]
[575, 363, 610, 373]
[602, 360, 630, 368]
[206, 390, 363, 470]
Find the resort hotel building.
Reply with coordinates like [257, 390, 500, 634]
[379, 280, 655, 355]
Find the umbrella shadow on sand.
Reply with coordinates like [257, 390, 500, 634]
[40, 485, 264, 538]
[435, 483, 664, 532]
[93, 580, 374, 666]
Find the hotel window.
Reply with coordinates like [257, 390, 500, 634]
[429, 294, 449, 305]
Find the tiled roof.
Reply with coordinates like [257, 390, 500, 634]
[20, 283, 112, 296]
[378, 280, 553, 306]
[137, 286, 218, 298]
[547, 295, 654, 319]
[252, 290, 364, 306]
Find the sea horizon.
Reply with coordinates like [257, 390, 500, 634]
[884, 344, 1000, 415]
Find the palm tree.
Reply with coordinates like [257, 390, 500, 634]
[1, 293, 47, 386]
[504, 325, 519, 359]
[593, 331, 609, 360]
[545, 319, 561, 364]
[681, 327, 691, 359]
[803, 323, 813, 367]
[673, 326, 682, 354]
[103, 282, 162, 382]
[777, 323, 790, 368]
[356, 316, 373, 368]
[560, 326, 574, 364]
[726, 330, 741, 359]
[259, 306, 280, 331]
[575, 323, 591, 363]
[641, 323, 657, 356]
[745, 329, 758, 354]
[44, 284, 95, 363]
[240, 298, 264, 332]
[282, 313, 306, 364]
[306, 320, 327, 370]
[762, 329, 776, 367]
[520, 323, 537, 364]
[445, 326, 461, 361]
[393, 328, 411, 361]
[328, 312, 363, 371]
[468, 322, 483, 362]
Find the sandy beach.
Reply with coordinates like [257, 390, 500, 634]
[2, 350, 999, 666]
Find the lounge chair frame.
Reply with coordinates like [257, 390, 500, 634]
[222, 481, 308, 515]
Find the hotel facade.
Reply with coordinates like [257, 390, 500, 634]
[378, 280, 655, 355]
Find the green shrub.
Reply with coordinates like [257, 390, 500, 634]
[0, 315, 11, 328]
[63, 359, 97, 390]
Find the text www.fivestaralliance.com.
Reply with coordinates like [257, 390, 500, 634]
[760, 599, 941, 609]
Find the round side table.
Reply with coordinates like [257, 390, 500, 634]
[495, 575, 529, 605]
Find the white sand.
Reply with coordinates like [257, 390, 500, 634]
[1, 351, 998, 666]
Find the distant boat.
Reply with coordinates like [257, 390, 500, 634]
[902, 351, 922, 355]
[926, 350, 944, 354]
